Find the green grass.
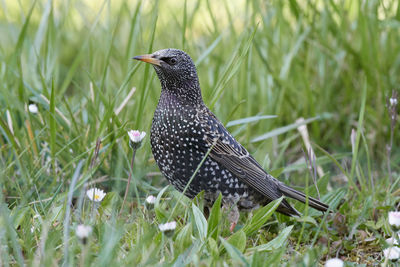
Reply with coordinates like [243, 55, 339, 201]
[0, 0, 400, 265]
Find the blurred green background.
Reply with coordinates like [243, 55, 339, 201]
[2, 0, 399, 191]
[0, 0, 399, 265]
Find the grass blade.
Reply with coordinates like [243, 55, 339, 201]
[195, 34, 223, 66]
[251, 114, 330, 143]
[349, 80, 367, 195]
[49, 79, 56, 173]
[209, 25, 258, 109]
[226, 115, 277, 127]
[62, 160, 84, 266]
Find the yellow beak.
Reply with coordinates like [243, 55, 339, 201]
[133, 54, 162, 66]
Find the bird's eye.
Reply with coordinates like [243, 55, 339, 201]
[169, 58, 177, 65]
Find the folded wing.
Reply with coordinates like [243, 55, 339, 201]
[198, 108, 329, 215]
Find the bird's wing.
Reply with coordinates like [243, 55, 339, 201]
[197, 108, 282, 201]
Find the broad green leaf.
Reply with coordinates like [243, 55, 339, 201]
[248, 225, 293, 252]
[176, 224, 193, 252]
[219, 236, 249, 266]
[192, 203, 207, 240]
[243, 197, 283, 236]
[296, 216, 318, 226]
[227, 230, 247, 253]
[207, 237, 219, 259]
[207, 193, 222, 240]
[173, 242, 200, 267]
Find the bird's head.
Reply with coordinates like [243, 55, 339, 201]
[134, 49, 202, 103]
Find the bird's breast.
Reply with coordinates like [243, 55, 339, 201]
[150, 103, 209, 191]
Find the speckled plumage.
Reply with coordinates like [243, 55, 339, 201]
[134, 49, 329, 217]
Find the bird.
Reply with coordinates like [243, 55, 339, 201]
[133, 48, 329, 230]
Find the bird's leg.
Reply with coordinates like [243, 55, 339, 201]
[224, 204, 239, 233]
[229, 221, 237, 233]
[229, 205, 239, 232]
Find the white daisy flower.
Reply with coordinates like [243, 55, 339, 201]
[86, 188, 106, 202]
[325, 258, 344, 267]
[388, 211, 400, 228]
[383, 246, 400, 260]
[127, 130, 146, 143]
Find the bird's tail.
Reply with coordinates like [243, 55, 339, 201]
[279, 184, 329, 212]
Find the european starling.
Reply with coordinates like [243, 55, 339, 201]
[134, 49, 329, 228]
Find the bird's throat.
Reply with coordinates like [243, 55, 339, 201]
[159, 80, 203, 106]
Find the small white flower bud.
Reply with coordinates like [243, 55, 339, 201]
[28, 104, 38, 114]
[158, 221, 177, 232]
[325, 258, 344, 267]
[145, 195, 156, 204]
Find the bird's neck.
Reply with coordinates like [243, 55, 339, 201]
[159, 79, 204, 106]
